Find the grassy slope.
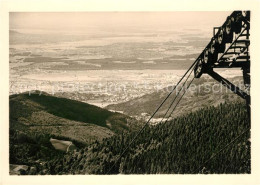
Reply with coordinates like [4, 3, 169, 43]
[10, 91, 138, 135]
[9, 91, 139, 170]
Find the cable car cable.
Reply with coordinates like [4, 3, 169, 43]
[194, 127, 250, 174]
[106, 60, 198, 174]
[163, 77, 195, 124]
[158, 64, 196, 125]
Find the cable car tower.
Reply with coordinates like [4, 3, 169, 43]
[194, 11, 250, 119]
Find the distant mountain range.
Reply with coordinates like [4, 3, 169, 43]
[10, 30, 21, 34]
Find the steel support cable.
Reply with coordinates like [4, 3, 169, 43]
[145, 76, 195, 161]
[147, 76, 195, 147]
[106, 60, 198, 174]
[163, 77, 195, 124]
[158, 64, 196, 125]
[193, 127, 250, 174]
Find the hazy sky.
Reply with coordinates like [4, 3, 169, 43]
[10, 12, 231, 34]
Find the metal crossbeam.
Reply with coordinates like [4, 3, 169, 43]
[207, 70, 249, 100]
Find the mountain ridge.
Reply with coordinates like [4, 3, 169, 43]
[10, 91, 139, 144]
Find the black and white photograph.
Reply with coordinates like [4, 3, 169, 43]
[1, 0, 260, 184]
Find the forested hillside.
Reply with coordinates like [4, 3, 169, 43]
[29, 101, 250, 174]
[9, 91, 139, 174]
[106, 76, 244, 119]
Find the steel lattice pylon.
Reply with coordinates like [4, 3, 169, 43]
[194, 11, 250, 119]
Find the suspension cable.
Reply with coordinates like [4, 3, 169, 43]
[193, 127, 250, 174]
[163, 76, 195, 124]
[106, 60, 198, 174]
[158, 64, 196, 125]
